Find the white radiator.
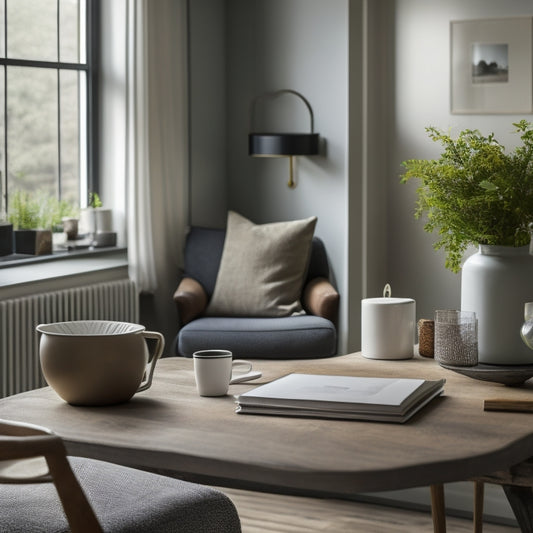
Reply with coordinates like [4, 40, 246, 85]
[0, 279, 139, 398]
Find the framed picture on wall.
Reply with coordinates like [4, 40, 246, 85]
[451, 17, 533, 114]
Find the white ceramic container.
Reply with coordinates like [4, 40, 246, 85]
[461, 244, 533, 365]
[36, 320, 164, 406]
[361, 296, 415, 360]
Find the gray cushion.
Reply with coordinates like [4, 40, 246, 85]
[0, 456, 241, 533]
[206, 211, 317, 318]
[178, 315, 336, 359]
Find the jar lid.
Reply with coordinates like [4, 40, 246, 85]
[362, 297, 414, 305]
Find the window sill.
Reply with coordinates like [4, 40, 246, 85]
[0, 247, 129, 299]
[0, 245, 127, 268]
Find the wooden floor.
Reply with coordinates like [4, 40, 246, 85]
[218, 487, 518, 533]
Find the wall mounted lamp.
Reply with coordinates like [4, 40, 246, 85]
[248, 89, 319, 188]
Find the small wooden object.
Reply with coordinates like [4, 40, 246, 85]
[484, 399, 533, 413]
[418, 319, 435, 357]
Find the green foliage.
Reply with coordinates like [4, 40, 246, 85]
[7, 190, 78, 230]
[40, 195, 80, 231]
[88, 192, 103, 208]
[401, 120, 533, 273]
[8, 191, 40, 229]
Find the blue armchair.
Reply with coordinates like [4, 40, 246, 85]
[173, 226, 339, 359]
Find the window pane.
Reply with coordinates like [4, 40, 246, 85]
[60, 0, 84, 63]
[60, 70, 80, 204]
[7, 67, 58, 198]
[7, 0, 57, 62]
[0, 68, 4, 214]
[0, 2, 5, 58]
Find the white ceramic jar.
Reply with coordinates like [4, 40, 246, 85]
[361, 296, 416, 360]
[461, 244, 533, 365]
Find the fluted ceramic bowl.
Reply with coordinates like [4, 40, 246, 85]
[36, 320, 164, 406]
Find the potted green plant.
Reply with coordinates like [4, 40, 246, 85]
[79, 191, 115, 247]
[80, 192, 112, 233]
[401, 120, 533, 365]
[0, 220, 13, 256]
[401, 120, 533, 273]
[40, 194, 79, 233]
[7, 191, 78, 255]
[0, 202, 13, 256]
[7, 190, 50, 255]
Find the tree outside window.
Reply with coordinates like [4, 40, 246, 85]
[0, 0, 97, 216]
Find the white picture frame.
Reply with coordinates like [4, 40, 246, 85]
[451, 17, 533, 114]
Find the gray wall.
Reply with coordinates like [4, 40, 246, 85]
[188, 0, 533, 360]
[376, 0, 532, 520]
[189, 0, 228, 228]
[390, 0, 533, 329]
[226, 0, 353, 352]
[189, 0, 362, 354]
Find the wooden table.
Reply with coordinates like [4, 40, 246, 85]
[1, 353, 533, 531]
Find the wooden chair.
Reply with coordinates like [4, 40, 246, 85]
[0, 418, 241, 532]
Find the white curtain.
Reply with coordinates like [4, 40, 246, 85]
[124, 0, 189, 342]
[126, 0, 157, 292]
[125, 0, 189, 288]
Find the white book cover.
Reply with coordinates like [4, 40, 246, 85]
[236, 374, 445, 421]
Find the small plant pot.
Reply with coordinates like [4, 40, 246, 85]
[14, 229, 52, 255]
[0, 222, 13, 256]
[62, 217, 79, 240]
[95, 208, 113, 233]
[80, 208, 113, 236]
[79, 208, 96, 235]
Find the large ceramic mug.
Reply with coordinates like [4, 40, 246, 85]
[36, 320, 165, 406]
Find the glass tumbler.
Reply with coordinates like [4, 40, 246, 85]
[434, 310, 478, 367]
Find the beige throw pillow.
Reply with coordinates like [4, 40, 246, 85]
[206, 211, 317, 317]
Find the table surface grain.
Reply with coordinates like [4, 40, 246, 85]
[2, 353, 533, 496]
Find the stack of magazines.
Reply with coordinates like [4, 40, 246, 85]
[235, 373, 445, 423]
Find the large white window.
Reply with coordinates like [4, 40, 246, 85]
[0, 0, 97, 213]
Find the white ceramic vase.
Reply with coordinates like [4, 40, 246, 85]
[79, 207, 113, 236]
[461, 244, 533, 365]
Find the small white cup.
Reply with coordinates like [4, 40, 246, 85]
[193, 350, 259, 397]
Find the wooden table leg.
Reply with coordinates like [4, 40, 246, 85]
[430, 484, 446, 533]
[473, 481, 484, 533]
[503, 484, 533, 533]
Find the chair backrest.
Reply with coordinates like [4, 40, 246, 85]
[0, 419, 103, 533]
[183, 226, 331, 299]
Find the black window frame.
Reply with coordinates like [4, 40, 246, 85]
[0, 0, 100, 212]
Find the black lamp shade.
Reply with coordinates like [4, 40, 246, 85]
[249, 133, 319, 157]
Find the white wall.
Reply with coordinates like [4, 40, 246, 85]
[389, 0, 533, 325]
[99, 0, 127, 246]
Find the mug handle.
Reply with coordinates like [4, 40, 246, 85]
[229, 360, 262, 384]
[137, 330, 165, 392]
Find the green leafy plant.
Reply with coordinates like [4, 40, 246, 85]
[88, 192, 103, 208]
[7, 191, 40, 229]
[401, 120, 533, 273]
[7, 190, 78, 230]
[40, 195, 79, 232]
